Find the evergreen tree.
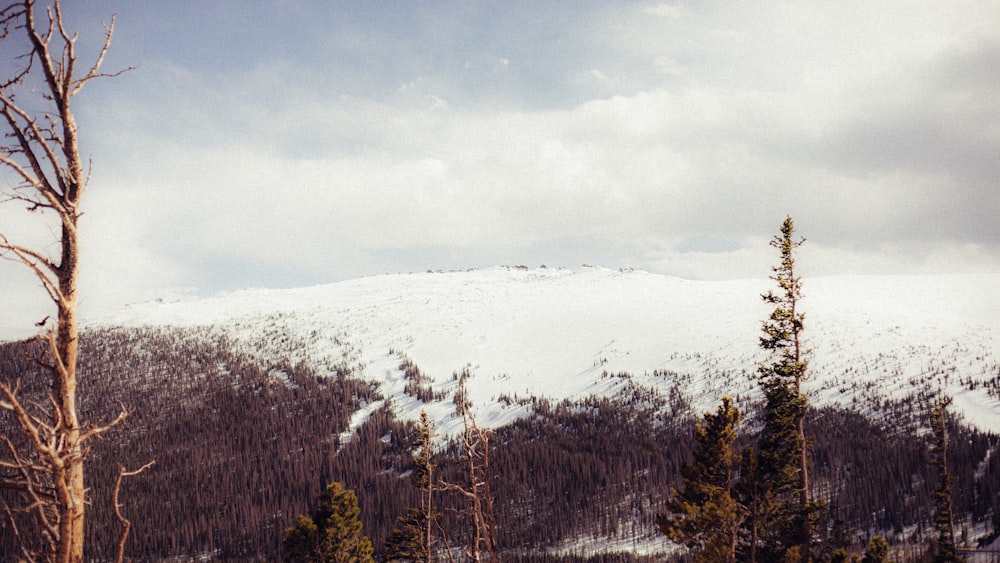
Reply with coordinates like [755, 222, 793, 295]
[385, 411, 438, 562]
[735, 446, 764, 562]
[657, 397, 745, 563]
[384, 510, 430, 563]
[929, 400, 964, 563]
[282, 482, 375, 563]
[749, 215, 821, 562]
[861, 535, 891, 563]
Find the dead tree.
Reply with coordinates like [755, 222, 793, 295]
[0, 1, 132, 561]
[442, 369, 499, 563]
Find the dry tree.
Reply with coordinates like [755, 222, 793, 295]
[0, 1, 148, 561]
[441, 369, 499, 563]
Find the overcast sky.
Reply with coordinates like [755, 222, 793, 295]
[2, 1, 999, 339]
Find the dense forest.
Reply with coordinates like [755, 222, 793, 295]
[0, 325, 997, 561]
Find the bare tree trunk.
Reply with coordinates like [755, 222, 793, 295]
[0, 1, 132, 561]
[57, 239, 84, 563]
[441, 370, 499, 563]
[792, 291, 811, 563]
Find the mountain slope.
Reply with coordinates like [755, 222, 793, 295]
[2, 266, 997, 560]
[92, 266, 1000, 433]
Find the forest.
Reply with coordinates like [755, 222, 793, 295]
[0, 322, 997, 561]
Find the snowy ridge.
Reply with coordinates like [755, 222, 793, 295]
[90, 266, 1000, 433]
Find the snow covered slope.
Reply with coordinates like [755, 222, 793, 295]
[89, 266, 1000, 434]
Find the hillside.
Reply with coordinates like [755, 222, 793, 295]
[1, 266, 998, 560]
[93, 266, 1000, 433]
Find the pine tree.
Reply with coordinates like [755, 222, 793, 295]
[384, 511, 430, 563]
[861, 535, 891, 563]
[657, 397, 745, 563]
[385, 411, 438, 562]
[742, 381, 804, 562]
[929, 400, 964, 563]
[282, 482, 375, 563]
[750, 215, 821, 562]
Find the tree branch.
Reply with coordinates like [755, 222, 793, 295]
[112, 461, 154, 563]
[1, 434, 60, 549]
[0, 381, 54, 458]
[71, 14, 130, 95]
[0, 91, 70, 205]
[79, 403, 130, 444]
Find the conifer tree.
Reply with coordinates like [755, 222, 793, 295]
[657, 397, 745, 563]
[861, 535, 891, 563]
[282, 482, 375, 563]
[385, 411, 438, 562]
[750, 215, 821, 562]
[735, 447, 765, 562]
[384, 511, 431, 563]
[929, 400, 964, 563]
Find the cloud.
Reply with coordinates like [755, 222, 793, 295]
[644, 4, 684, 19]
[3, 0, 999, 337]
[85, 50, 1000, 268]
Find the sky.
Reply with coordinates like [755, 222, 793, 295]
[1, 1, 999, 339]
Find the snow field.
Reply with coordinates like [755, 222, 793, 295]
[89, 267, 1000, 434]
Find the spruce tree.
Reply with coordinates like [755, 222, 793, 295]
[744, 380, 806, 561]
[384, 511, 430, 563]
[385, 411, 438, 562]
[282, 482, 375, 563]
[657, 397, 745, 563]
[750, 215, 821, 562]
[861, 535, 891, 563]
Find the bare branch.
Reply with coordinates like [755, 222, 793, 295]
[79, 403, 130, 444]
[25, 0, 66, 107]
[0, 93, 70, 208]
[0, 51, 33, 90]
[0, 381, 53, 457]
[1, 498, 37, 563]
[0, 233, 60, 275]
[112, 461, 155, 563]
[1, 435, 60, 547]
[70, 14, 133, 95]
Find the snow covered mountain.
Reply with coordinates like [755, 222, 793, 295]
[89, 265, 1000, 434]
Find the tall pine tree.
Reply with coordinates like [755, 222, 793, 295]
[749, 216, 821, 562]
[657, 397, 745, 563]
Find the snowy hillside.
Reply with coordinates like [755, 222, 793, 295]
[90, 266, 1000, 434]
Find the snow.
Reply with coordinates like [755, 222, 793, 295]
[338, 399, 385, 448]
[87, 267, 1000, 434]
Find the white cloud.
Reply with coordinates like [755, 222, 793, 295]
[4, 0, 999, 334]
[643, 4, 683, 19]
